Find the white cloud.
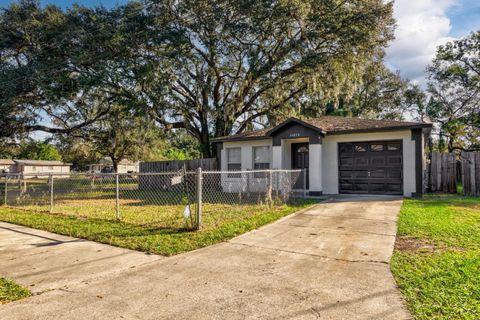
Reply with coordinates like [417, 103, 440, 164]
[385, 0, 458, 86]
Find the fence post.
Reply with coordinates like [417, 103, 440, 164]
[303, 169, 307, 198]
[49, 173, 54, 213]
[115, 173, 121, 220]
[246, 169, 250, 197]
[267, 170, 273, 206]
[196, 167, 202, 230]
[471, 152, 477, 196]
[4, 175, 7, 206]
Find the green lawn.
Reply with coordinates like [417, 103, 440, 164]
[391, 195, 480, 320]
[0, 199, 317, 256]
[0, 278, 30, 304]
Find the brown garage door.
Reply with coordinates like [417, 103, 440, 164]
[338, 141, 403, 195]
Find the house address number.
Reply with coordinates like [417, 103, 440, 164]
[289, 133, 301, 138]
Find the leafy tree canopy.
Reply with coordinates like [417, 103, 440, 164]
[426, 31, 480, 152]
[1, 0, 396, 157]
[17, 140, 62, 161]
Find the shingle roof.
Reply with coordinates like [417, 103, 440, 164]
[0, 159, 15, 165]
[14, 160, 71, 166]
[303, 116, 428, 133]
[92, 158, 140, 166]
[212, 116, 431, 142]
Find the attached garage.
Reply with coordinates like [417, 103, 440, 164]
[338, 141, 403, 195]
[212, 116, 432, 197]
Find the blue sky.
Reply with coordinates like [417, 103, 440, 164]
[1, 0, 479, 85]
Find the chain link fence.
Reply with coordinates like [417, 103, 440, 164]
[0, 169, 303, 230]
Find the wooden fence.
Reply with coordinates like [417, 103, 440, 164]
[427, 152, 480, 196]
[139, 158, 218, 191]
[461, 152, 480, 196]
[428, 152, 457, 193]
[140, 158, 217, 173]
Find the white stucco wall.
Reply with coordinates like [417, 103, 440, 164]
[321, 130, 416, 197]
[221, 139, 273, 171]
[21, 165, 71, 178]
[221, 139, 273, 193]
[0, 164, 13, 173]
[309, 144, 322, 192]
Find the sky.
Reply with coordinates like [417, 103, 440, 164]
[385, 0, 480, 86]
[1, 0, 479, 86]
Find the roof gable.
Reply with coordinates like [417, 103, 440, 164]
[14, 160, 71, 166]
[266, 118, 325, 137]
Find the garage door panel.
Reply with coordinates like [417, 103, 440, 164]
[370, 169, 386, 178]
[387, 155, 402, 165]
[338, 141, 403, 195]
[353, 183, 369, 193]
[339, 170, 353, 178]
[339, 182, 354, 191]
[340, 144, 354, 153]
[354, 157, 368, 166]
[340, 157, 354, 166]
[387, 184, 402, 192]
[354, 171, 369, 178]
[370, 156, 386, 166]
[387, 169, 402, 179]
[369, 183, 386, 192]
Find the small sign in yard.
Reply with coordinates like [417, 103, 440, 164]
[183, 205, 191, 219]
[171, 175, 183, 185]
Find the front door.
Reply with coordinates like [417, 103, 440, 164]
[292, 143, 309, 189]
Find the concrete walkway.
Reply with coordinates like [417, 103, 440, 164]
[0, 196, 409, 319]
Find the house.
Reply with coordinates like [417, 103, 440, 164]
[88, 158, 140, 174]
[0, 159, 15, 173]
[212, 116, 432, 197]
[12, 160, 71, 178]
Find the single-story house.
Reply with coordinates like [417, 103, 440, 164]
[88, 158, 140, 174]
[12, 160, 71, 178]
[0, 159, 15, 173]
[212, 116, 432, 197]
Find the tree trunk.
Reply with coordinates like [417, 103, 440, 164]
[199, 132, 212, 158]
[111, 156, 120, 173]
[448, 137, 455, 153]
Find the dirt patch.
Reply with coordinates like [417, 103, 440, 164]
[450, 203, 480, 211]
[394, 236, 465, 254]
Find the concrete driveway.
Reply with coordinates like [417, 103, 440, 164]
[0, 196, 409, 319]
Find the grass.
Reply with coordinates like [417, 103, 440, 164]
[0, 198, 317, 256]
[391, 194, 480, 320]
[0, 278, 30, 304]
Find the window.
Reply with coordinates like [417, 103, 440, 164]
[387, 143, 401, 151]
[48, 166, 54, 170]
[354, 144, 368, 152]
[227, 148, 241, 177]
[253, 146, 270, 178]
[297, 146, 309, 153]
[370, 144, 384, 152]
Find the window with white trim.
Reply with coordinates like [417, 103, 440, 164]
[226, 148, 241, 177]
[253, 146, 270, 178]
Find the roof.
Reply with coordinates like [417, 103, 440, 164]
[0, 159, 15, 165]
[90, 158, 140, 166]
[14, 160, 72, 166]
[212, 116, 432, 142]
